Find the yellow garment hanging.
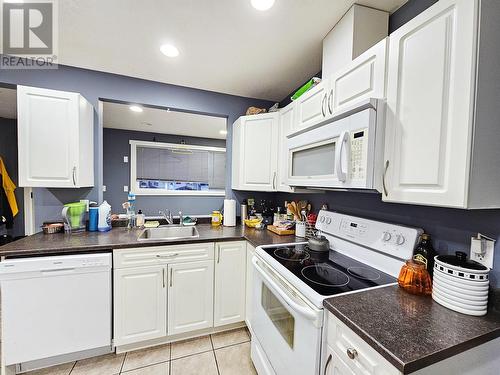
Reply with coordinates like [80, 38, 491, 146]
[0, 156, 18, 217]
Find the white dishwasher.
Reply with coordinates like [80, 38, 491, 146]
[0, 253, 112, 366]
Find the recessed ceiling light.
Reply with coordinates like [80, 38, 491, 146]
[251, 0, 275, 11]
[160, 44, 180, 57]
[129, 105, 143, 113]
[219, 130, 228, 135]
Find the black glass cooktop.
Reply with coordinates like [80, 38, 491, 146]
[263, 243, 396, 296]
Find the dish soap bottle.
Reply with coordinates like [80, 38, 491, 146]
[211, 211, 223, 227]
[413, 233, 437, 276]
[136, 210, 145, 227]
[98, 201, 112, 232]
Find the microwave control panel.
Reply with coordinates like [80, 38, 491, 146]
[350, 129, 367, 180]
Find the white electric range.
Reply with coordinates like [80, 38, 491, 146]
[250, 210, 423, 375]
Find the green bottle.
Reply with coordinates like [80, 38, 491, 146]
[413, 234, 437, 276]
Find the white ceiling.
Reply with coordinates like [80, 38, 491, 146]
[102, 101, 227, 140]
[0, 87, 17, 119]
[59, 0, 407, 102]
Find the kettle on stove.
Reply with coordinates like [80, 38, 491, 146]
[307, 234, 330, 252]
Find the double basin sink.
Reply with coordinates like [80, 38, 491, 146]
[137, 225, 200, 241]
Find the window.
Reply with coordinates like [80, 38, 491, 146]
[130, 140, 226, 196]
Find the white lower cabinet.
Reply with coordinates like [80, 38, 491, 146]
[214, 241, 247, 327]
[324, 347, 355, 375]
[167, 260, 214, 336]
[245, 243, 256, 330]
[113, 241, 248, 348]
[114, 266, 167, 346]
[113, 243, 215, 347]
[325, 313, 400, 375]
[325, 310, 500, 375]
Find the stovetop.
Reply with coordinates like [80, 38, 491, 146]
[261, 243, 396, 296]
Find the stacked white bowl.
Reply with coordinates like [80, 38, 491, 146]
[432, 252, 489, 316]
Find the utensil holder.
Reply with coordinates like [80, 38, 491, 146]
[295, 221, 306, 238]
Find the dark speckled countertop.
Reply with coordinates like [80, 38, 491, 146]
[324, 285, 500, 374]
[0, 224, 297, 258]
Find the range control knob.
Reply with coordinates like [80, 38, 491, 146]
[395, 234, 405, 245]
[326, 218, 332, 225]
[382, 232, 392, 242]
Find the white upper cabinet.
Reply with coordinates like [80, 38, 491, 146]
[322, 4, 388, 80]
[17, 85, 94, 188]
[293, 81, 329, 133]
[329, 38, 387, 114]
[382, 0, 500, 208]
[232, 113, 279, 191]
[167, 261, 214, 336]
[277, 103, 295, 192]
[214, 241, 246, 327]
[292, 39, 387, 136]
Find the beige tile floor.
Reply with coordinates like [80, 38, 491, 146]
[23, 327, 256, 375]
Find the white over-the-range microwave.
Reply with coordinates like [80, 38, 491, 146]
[287, 98, 385, 191]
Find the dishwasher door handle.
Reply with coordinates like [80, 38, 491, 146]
[41, 268, 76, 274]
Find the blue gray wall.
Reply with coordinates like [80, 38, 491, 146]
[103, 128, 226, 216]
[0, 64, 273, 226]
[274, 192, 500, 288]
[389, 0, 439, 32]
[0, 117, 24, 237]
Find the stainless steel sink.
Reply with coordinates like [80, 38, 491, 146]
[137, 225, 200, 241]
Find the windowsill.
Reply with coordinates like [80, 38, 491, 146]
[131, 188, 226, 197]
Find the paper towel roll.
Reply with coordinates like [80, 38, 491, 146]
[223, 199, 236, 227]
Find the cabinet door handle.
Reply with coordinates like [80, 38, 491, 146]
[382, 160, 389, 197]
[170, 268, 173, 287]
[156, 253, 179, 259]
[217, 247, 221, 264]
[72, 166, 76, 186]
[321, 94, 327, 117]
[162, 268, 166, 288]
[272, 172, 277, 190]
[346, 348, 358, 360]
[323, 354, 332, 375]
[328, 89, 333, 114]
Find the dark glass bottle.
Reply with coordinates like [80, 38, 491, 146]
[413, 234, 437, 277]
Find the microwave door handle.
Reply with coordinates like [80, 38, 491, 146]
[335, 131, 350, 182]
[252, 257, 318, 322]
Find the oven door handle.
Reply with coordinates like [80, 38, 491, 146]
[252, 257, 319, 322]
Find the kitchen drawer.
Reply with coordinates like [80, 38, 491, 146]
[324, 346, 356, 375]
[326, 313, 400, 375]
[113, 243, 215, 269]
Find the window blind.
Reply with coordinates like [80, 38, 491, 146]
[137, 146, 225, 188]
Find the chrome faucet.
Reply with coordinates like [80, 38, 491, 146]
[159, 209, 174, 225]
[179, 211, 184, 226]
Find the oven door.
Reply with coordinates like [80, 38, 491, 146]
[250, 256, 323, 375]
[287, 107, 376, 189]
